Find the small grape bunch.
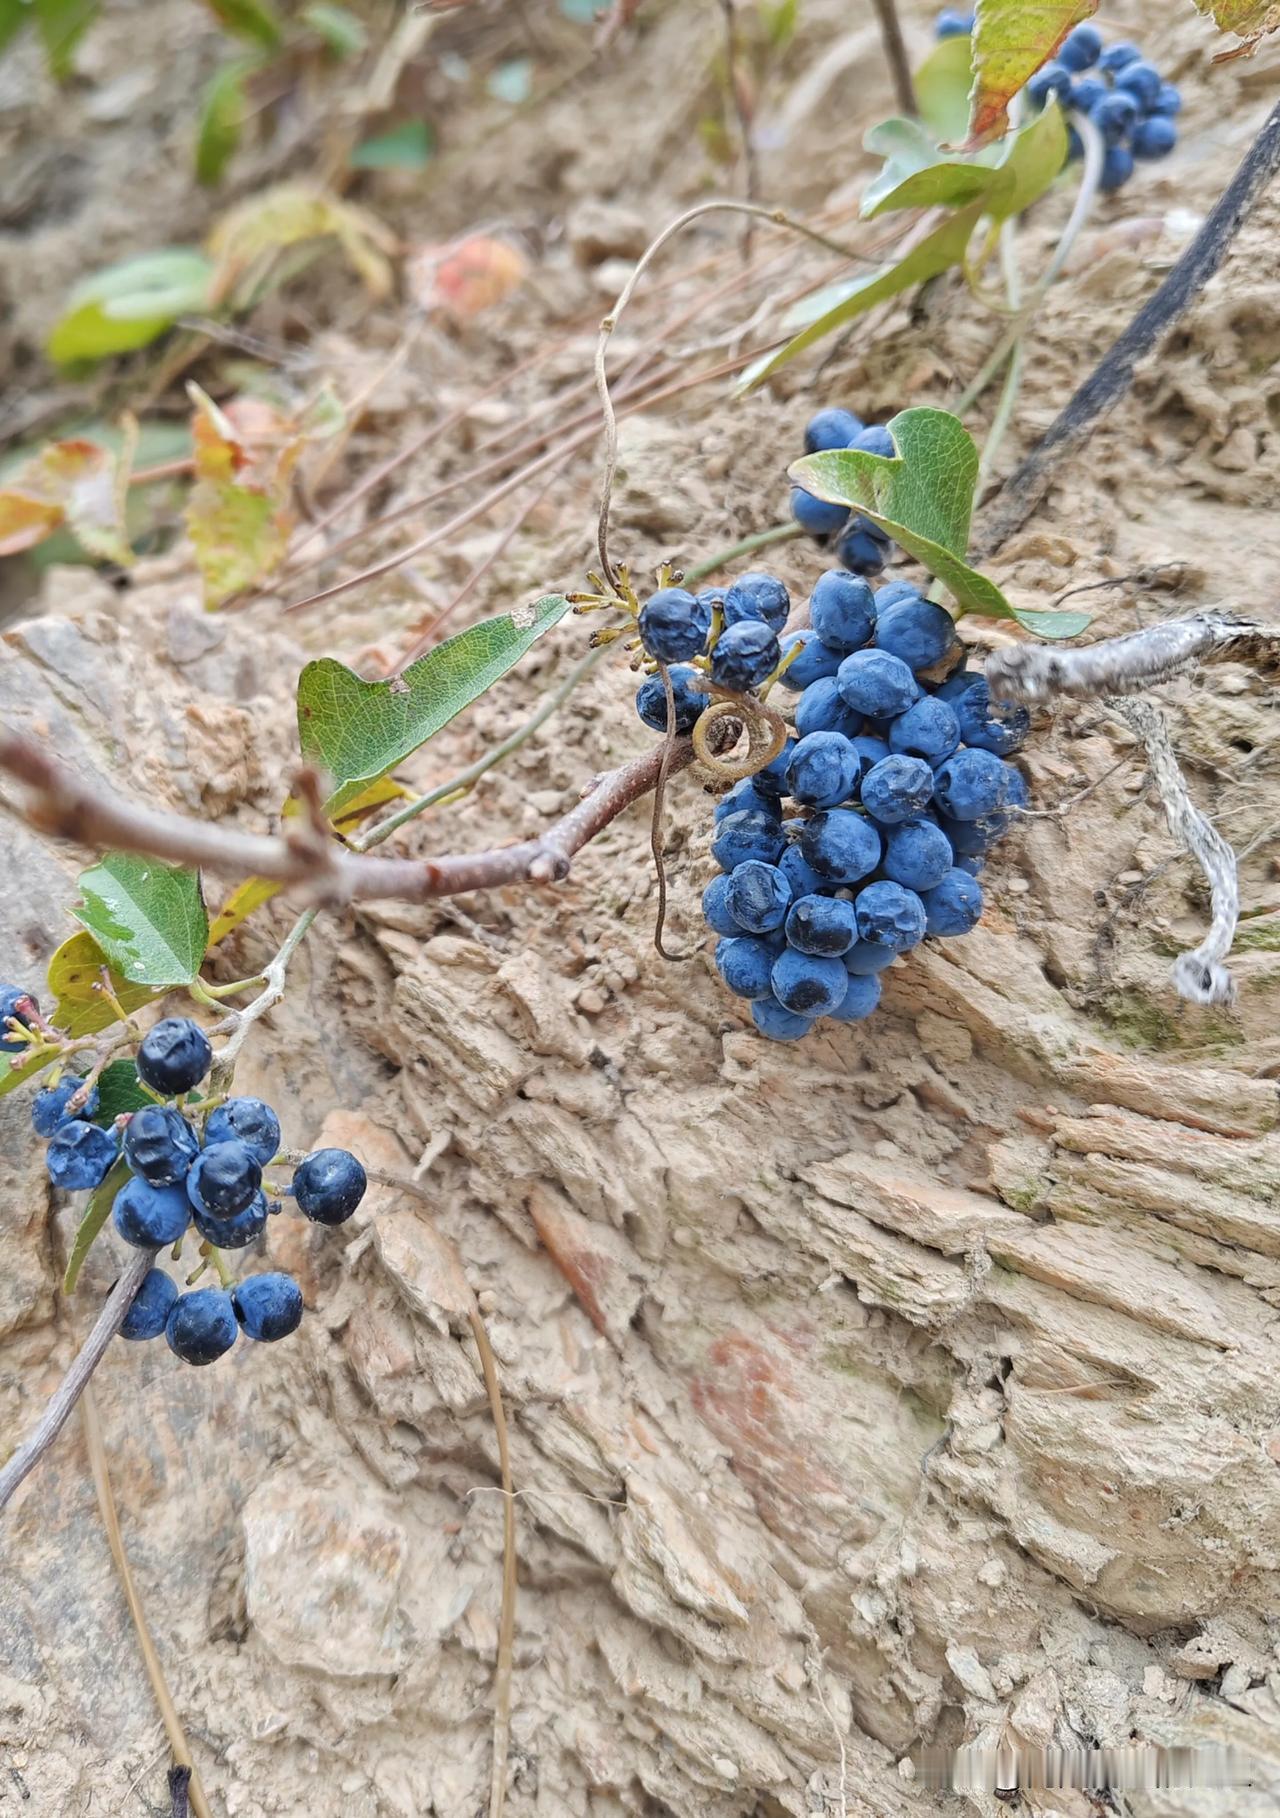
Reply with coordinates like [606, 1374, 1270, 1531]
[1025, 25, 1180, 189]
[695, 570, 1030, 1041]
[5, 1003, 370, 1367]
[788, 408, 898, 578]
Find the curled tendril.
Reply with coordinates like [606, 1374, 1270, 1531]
[691, 693, 788, 783]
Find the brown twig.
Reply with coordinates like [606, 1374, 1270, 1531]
[0, 731, 693, 905]
[0, 1247, 154, 1514]
[869, 0, 916, 117]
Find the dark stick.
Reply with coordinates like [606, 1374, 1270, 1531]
[975, 98, 1280, 558]
[169, 1767, 192, 1818]
[869, 0, 916, 118]
[0, 1247, 154, 1514]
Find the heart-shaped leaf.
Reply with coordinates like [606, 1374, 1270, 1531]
[967, 0, 1095, 145]
[297, 594, 571, 815]
[49, 931, 161, 1036]
[63, 1155, 130, 1295]
[790, 408, 1089, 639]
[75, 854, 209, 986]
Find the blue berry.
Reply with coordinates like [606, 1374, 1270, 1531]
[716, 936, 779, 1000]
[123, 1106, 199, 1186]
[1069, 74, 1107, 113]
[204, 1097, 282, 1166]
[232, 1272, 304, 1342]
[854, 880, 927, 953]
[293, 1147, 368, 1225]
[784, 894, 858, 958]
[187, 1141, 262, 1220]
[722, 571, 791, 633]
[883, 819, 955, 892]
[1098, 40, 1141, 72]
[804, 407, 863, 452]
[750, 997, 814, 1042]
[714, 778, 783, 823]
[1115, 59, 1161, 108]
[888, 696, 961, 765]
[936, 812, 995, 859]
[771, 949, 849, 1017]
[934, 8, 973, 37]
[191, 1188, 269, 1250]
[46, 1120, 118, 1192]
[850, 425, 895, 459]
[829, 971, 882, 1022]
[794, 676, 862, 741]
[0, 984, 39, 1054]
[799, 809, 882, 885]
[851, 733, 890, 784]
[1153, 83, 1182, 116]
[874, 598, 956, 673]
[953, 679, 1031, 755]
[921, 867, 985, 936]
[638, 587, 711, 663]
[834, 521, 889, 577]
[165, 1288, 238, 1366]
[790, 486, 848, 538]
[711, 620, 780, 692]
[1058, 21, 1102, 69]
[861, 754, 936, 825]
[837, 648, 919, 720]
[1092, 91, 1138, 144]
[753, 737, 796, 795]
[636, 665, 703, 734]
[1132, 115, 1177, 159]
[779, 842, 827, 900]
[120, 1267, 179, 1341]
[136, 1018, 212, 1096]
[725, 861, 792, 934]
[32, 1074, 99, 1137]
[808, 570, 876, 653]
[873, 579, 921, 610]
[711, 809, 786, 872]
[933, 663, 975, 701]
[113, 1177, 192, 1248]
[1027, 59, 1070, 106]
[956, 854, 985, 877]
[776, 629, 842, 691]
[703, 875, 745, 936]
[787, 731, 861, 809]
[1100, 144, 1135, 190]
[933, 747, 1011, 820]
[843, 941, 897, 976]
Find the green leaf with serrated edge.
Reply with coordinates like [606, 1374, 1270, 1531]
[0, 1050, 60, 1101]
[90, 1058, 155, 1127]
[967, 0, 1095, 146]
[76, 855, 209, 987]
[789, 409, 1089, 639]
[297, 595, 572, 815]
[737, 203, 984, 391]
[864, 99, 1065, 222]
[63, 1156, 130, 1295]
[915, 32, 975, 144]
[49, 930, 159, 1037]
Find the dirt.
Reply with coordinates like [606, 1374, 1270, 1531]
[1, 2, 1280, 1815]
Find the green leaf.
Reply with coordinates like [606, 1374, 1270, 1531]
[863, 99, 1065, 221]
[63, 1156, 130, 1295]
[90, 1058, 156, 1127]
[48, 931, 160, 1037]
[33, 0, 97, 79]
[763, 0, 799, 50]
[75, 855, 209, 987]
[789, 408, 1088, 639]
[738, 202, 984, 391]
[196, 57, 259, 185]
[968, 0, 1095, 145]
[297, 595, 572, 815]
[350, 120, 434, 171]
[0, 1050, 60, 1102]
[47, 250, 216, 367]
[204, 0, 282, 50]
[914, 31, 975, 144]
[0, 0, 28, 56]
[302, 1, 367, 54]
[1192, 0, 1280, 51]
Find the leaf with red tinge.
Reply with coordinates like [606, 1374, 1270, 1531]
[1191, 0, 1280, 56]
[0, 436, 133, 564]
[967, 0, 1096, 145]
[408, 234, 530, 320]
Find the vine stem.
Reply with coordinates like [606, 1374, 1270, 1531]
[0, 1247, 155, 1514]
[869, 0, 916, 116]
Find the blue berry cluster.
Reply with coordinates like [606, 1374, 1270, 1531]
[1028, 25, 1180, 189]
[634, 569, 791, 712]
[788, 409, 898, 576]
[5, 1000, 370, 1367]
[695, 571, 1030, 1041]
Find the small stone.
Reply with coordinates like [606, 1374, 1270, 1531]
[528, 789, 564, 816]
[576, 987, 606, 1015]
[946, 1643, 998, 1703]
[977, 1558, 1005, 1588]
[712, 1757, 739, 1780]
